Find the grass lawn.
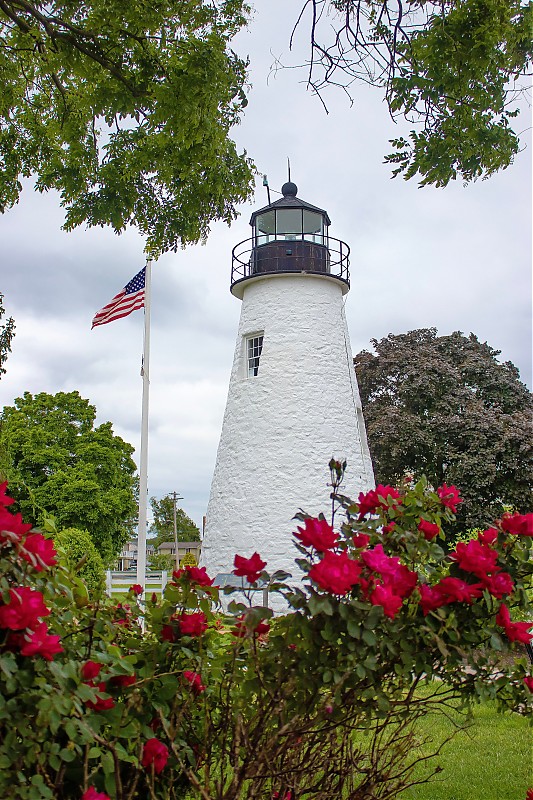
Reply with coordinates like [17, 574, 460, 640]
[400, 700, 532, 800]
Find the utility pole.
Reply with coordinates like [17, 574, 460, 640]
[170, 491, 183, 571]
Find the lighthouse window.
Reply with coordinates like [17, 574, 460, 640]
[247, 335, 263, 377]
[303, 211, 324, 244]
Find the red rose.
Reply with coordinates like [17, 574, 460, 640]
[81, 661, 102, 681]
[21, 532, 57, 571]
[370, 583, 403, 619]
[86, 683, 115, 711]
[309, 550, 362, 595]
[129, 584, 143, 595]
[0, 508, 33, 542]
[417, 519, 440, 540]
[500, 513, 533, 536]
[161, 624, 175, 642]
[109, 674, 136, 688]
[450, 539, 499, 578]
[526, 790, 533, 800]
[480, 571, 514, 599]
[0, 587, 50, 630]
[294, 518, 338, 552]
[357, 485, 401, 518]
[418, 584, 447, 615]
[433, 577, 483, 604]
[232, 615, 270, 638]
[233, 552, 267, 584]
[183, 670, 206, 694]
[382, 522, 396, 534]
[173, 565, 213, 586]
[19, 622, 63, 661]
[523, 677, 533, 692]
[436, 483, 462, 513]
[352, 533, 370, 549]
[82, 788, 111, 800]
[496, 604, 533, 644]
[478, 527, 499, 545]
[141, 738, 169, 774]
[0, 480, 15, 507]
[178, 612, 208, 637]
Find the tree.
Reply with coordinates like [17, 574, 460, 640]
[149, 493, 200, 549]
[354, 328, 533, 534]
[0, 390, 137, 562]
[0, 292, 15, 378]
[291, 0, 532, 186]
[0, 0, 254, 255]
[148, 552, 175, 572]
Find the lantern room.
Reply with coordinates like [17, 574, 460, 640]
[231, 182, 350, 298]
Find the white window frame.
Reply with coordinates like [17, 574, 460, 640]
[246, 333, 264, 377]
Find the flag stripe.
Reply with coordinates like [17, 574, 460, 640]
[92, 268, 146, 328]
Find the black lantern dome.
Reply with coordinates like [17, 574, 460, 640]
[231, 183, 349, 297]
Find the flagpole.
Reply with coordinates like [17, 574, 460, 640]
[136, 257, 152, 589]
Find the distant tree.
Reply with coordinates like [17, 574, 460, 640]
[54, 526, 105, 593]
[149, 494, 200, 549]
[148, 552, 175, 572]
[179, 551, 198, 568]
[354, 329, 533, 533]
[0, 390, 137, 563]
[0, 293, 15, 378]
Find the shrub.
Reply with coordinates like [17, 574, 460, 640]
[0, 472, 531, 799]
[54, 527, 105, 593]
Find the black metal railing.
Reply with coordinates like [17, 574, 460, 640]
[231, 235, 350, 290]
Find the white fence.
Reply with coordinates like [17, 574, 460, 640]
[105, 570, 169, 597]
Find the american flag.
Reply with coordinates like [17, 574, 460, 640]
[91, 268, 146, 328]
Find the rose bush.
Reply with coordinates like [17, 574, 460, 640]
[0, 472, 532, 799]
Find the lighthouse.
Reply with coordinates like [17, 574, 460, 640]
[201, 181, 375, 587]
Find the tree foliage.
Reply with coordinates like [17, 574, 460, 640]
[354, 328, 533, 534]
[0, 390, 137, 562]
[293, 0, 532, 185]
[0, 292, 15, 378]
[149, 494, 201, 549]
[0, 0, 254, 255]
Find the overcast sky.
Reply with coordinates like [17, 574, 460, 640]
[0, 0, 531, 530]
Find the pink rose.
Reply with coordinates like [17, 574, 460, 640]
[450, 539, 499, 578]
[496, 604, 533, 644]
[500, 513, 533, 536]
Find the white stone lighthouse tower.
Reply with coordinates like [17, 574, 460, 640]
[201, 182, 374, 584]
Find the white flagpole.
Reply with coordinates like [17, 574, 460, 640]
[136, 258, 152, 589]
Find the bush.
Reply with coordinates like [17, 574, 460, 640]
[54, 527, 105, 593]
[0, 472, 531, 800]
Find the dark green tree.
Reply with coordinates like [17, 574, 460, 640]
[354, 329, 533, 533]
[54, 526, 105, 593]
[293, 0, 532, 186]
[0, 390, 137, 562]
[149, 493, 200, 549]
[0, 292, 15, 378]
[0, 0, 254, 255]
